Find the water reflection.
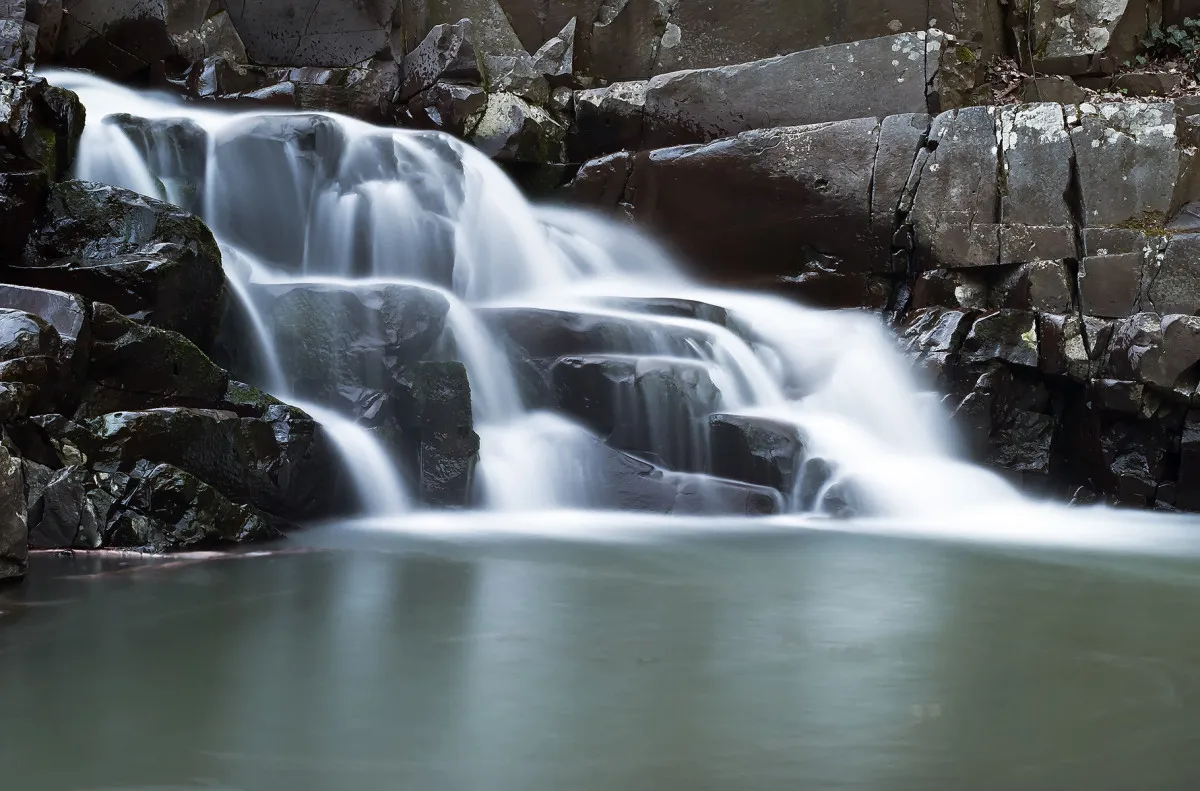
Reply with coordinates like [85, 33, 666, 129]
[4, 529, 1200, 790]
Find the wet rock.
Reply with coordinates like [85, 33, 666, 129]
[1104, 313, 1200, 391]
[568, 150, 633, 208]
[399, 18, 482, 102]
[623, 119, 883, 280]
[268, 284, 450, 405]
[77, 302, 228, 418]
[387, 362, 479, 507]
[993, 261, 1074, 313]
[0, 307, 58, 360]
[404, 82, 486, 136]
[552, 355, 722, 472]
[20, 181, 224, 348]
[899, 307, 974, 382]
[0, 439, 26, 583]
[1037, 313, 1093, 381]
[105, 114, 208, 214]
[709, 413, 803, 496]
[570, 80, 646, 161]
[469, 91, 565, 163]
[86, 406, 343, 520]
[0, 284, 90, 384]
[641, 32, 937, 149]
[961, 311, 1039, 369]
[111, 461, 279, 551]
[399, 0, 525, 62]
[910, 270, 988, 312]
[953, 363, 1055, 475]
[1096, 379, 1145, 414]
[1177, 410, 1200, 510]
[226, 0, 400, 67]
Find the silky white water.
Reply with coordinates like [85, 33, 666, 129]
[44, 70, 1021, 520]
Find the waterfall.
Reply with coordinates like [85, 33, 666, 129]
[46, 70, 1020, 520]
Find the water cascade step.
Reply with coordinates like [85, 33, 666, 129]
[45, 69, 1020, 520]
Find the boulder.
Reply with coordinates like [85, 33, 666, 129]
[77, 302, 228, 418]
[398, 18, 482, 102]
[952, 363, 1055, 475]
[268, 284, 450, 405]
[1079, 252, 1145, 318]
[570, 80, 647, 161]
[0, 284, 89, 384]
[19, 181, 225, 348]
[404, 82, 486, 136]
[1104, 313, 1200, 391]
[899, 307, 974, 382]
[1, 70, 85, 253]
[387, 362, 479, 507]
[469, 91, 565, 162]
[993, 261, 1074, 313]
[709, 413, 804, 496]
[111, 460, 279, 550]
[0, 439, 26, 583]
[85, 405, 343, 520]
[398, 0, 525, 61]
[1011, 0, 1155, 74]
[641, 32, 938, 149]
[551, 355, 722, 472]
[623, 119, 883, 280]
[1148, 234, 1200, 315]
[961, 310, 1039, 368]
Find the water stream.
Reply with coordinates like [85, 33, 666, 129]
[45, 70, 1019, 520]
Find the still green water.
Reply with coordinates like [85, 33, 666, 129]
[3, 521, 1200, 790]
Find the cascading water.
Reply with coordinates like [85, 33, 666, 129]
[45, 70, 1020, 521]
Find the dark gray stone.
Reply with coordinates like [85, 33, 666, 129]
[624, 119, 883, 280]
[399, 18, 482, 102]
[1148, 234, 1200, 316]
[962, 310, 1039, 368]
[21, 181, 225, 349]
[469, 91, 565, 162]
[0, 439, 26, 583]
[1071, 103, 1180, 229]
[641, 32, 938, 149]
[86, 406, 343, 520]
[227, 0, 400, 67]
[1079, 252, 1145, 318]
[709, 413, 803, 496]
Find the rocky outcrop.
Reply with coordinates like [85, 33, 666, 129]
[0, 67, 360, 583]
